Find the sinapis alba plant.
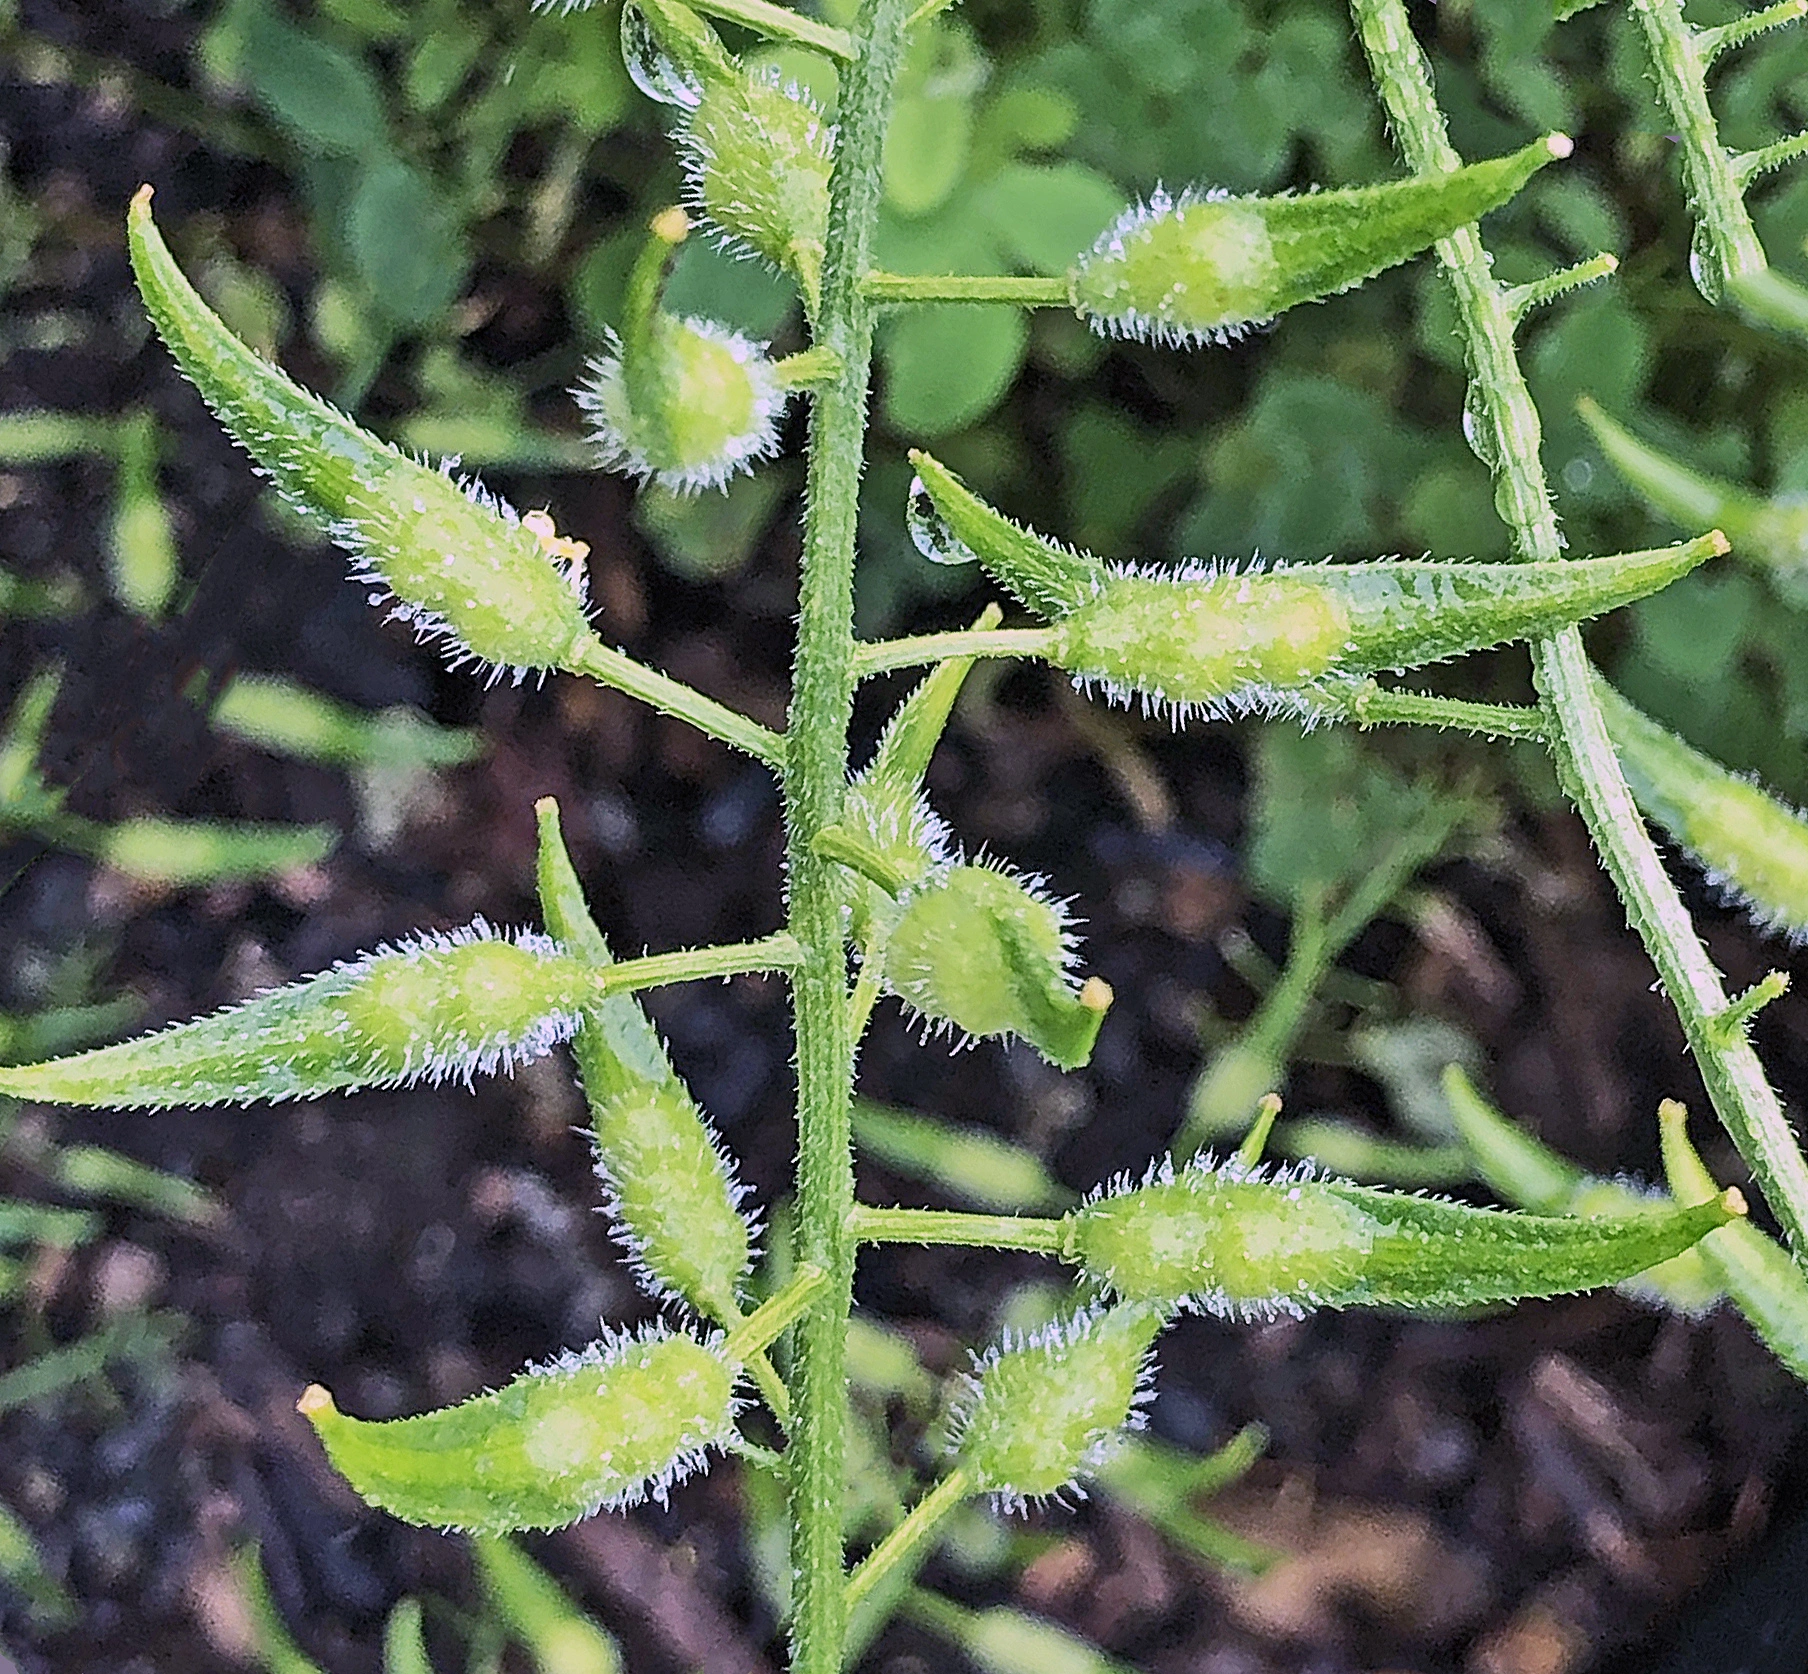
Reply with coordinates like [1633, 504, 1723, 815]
[11, 0, 1808, 1667]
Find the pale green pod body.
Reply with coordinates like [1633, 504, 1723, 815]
[882, 863, 1109, 1069]
[1061, 1158, 1737, 1317]
[908, 450, 1724, 721]
[300, 1327, 739, 1534]
[1594, 679, 1808, 940]
[1069, 136, 1567, 346]
[534, 799, 753, 1318]
[0, 923, 595, 1109]
[952, 1303, 1163, 1508]
[127, 190, 597, 676]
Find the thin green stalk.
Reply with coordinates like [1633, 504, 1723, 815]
[684, 0, 855, 58]
[843, 1468, 974, 1612]
[784, 1, 913, 1668]
[1351, 0, 1808, 1261]
[569, 640, 785, 769]
[859, 273, 1072, 306]
[597, 932, 801, 995]
[721, 1263, 829, 1363]
[854, 627, 1055, 678]
[849, 1205, 1068, 1253]
[1327, 681, 1547, 741]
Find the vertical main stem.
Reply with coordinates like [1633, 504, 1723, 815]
[784, 2, 911, 1670]
[1350, 0, 1808, 1259]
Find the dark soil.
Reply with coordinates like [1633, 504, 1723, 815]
[5, 8, 1808, 1673]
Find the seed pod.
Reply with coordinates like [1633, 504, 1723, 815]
[1579, 397, 1808, 604]
[127, 188, 598, 678]
[1060, 1156, 1740, 1318]
[882, 862, 1111, 1070]
[299, 1325, 739, 1534]
[620, 0, 738, 108]
[577, 209, 787, 493]
[1070, 135, 1568, 347]
[908, 450, 1726, 722]
[535, 799, 753, 1320]
[1594, 677, 1808, 941]
[0, 921, 595, 1109]
[950, 1303, 1163, 1509]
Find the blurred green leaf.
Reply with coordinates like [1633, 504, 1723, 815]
[344, 157, 466, 327]
[240, 0, 387, 157]
[881, 305, 1028, 437]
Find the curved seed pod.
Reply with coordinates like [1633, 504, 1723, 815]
[909, 451, 1726, 722]
[1070, 135, 1569, 347]
[0, 921, 595, 1109]
[882, 862, 1112, 1070]
[576, 209, 787, 493]
[535, 800, 753, 1319]
[299, 1325, 739, 1534]
[1660, 1101, 1808, 1383]
[1579, 397, 1808, 603]
[127, 188, 598, 679]
[620, 0, 738, 108]
[1060, 1156, 1741, 1318]
[950, 1303, 1163, 1510]
[1441, 1065, 1721, 1316]
[1594, 677, 1808, 941]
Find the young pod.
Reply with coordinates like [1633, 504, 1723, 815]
[1070, 135, 1568, 347]
[127, 189, 598, 679]
[535, 800, 753, 1321]
[299, 1325, 739, 1534]
[950, 1303, 1163, 1509]
[882, 861, 1111, 1070]
[0, 921, 595, 1109]
[1594, 677, 1808, 941]
[577, 209, 787, 493]
[1580, 397, 1808, 604]
[1060, 1156, 1741, 1318]
[909, 451, 1726, 722]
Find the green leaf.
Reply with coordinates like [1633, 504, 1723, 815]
[882, 19, 986, 218]
[240, 0, 387, 157]
[344, 157, 467, 328]
[94, 817, 336, 886]
[979, 163, 1126, 276]
[882, 306, 1029, 437]
[472, 1537, 624, 1674]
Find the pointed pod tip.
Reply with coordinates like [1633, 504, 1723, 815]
[651, 205, 691, 245]
[1079, 976, 1114, 1014]
[533, 794, 560, 821]
[1705, 528, 1732, 557]
[1545, 133, 1575, 160]
[130, 184, 155, 218]
[297, 1382, 337, 1419]
[1722, 1186, 1749, 1218]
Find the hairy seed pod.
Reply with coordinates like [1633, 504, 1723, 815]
[576, 209, 786, 493]
[127, 188, 598, 678]
[299, 1325, 739, 1534]
[535, 800, 753, 1319]
[908, 451, 1726, 722]
[882, 862, 1111, 1069]
[1069, 135, 1568, 346]
[1594, 677, 1808, 941]
[1061, 1156, 1740, 1318]
[0, 921, 595, 1109]
[950, 1303, 1163, 1510]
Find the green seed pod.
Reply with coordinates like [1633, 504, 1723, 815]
[1069, 135, 1569, 347]
[620, 0, 738, 109]
[1060, 1156, 1740, 1318]
[577, 209, 788, 493]
[950, 1303, 1164, 1509]
[1579, 397, 1808, 604]
[908, 450, 1726, 723]
[0, 920, 596, 1109]
[299, 1324, 739, 1534]
[127, 188, 598, 679]
[1594, 677, 1808, 941]
[882, 861, 1112, 1070]
[535, 799, 753, 1320]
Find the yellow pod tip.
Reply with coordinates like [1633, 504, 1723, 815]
[651, 205, 691, 244]
[1723, 1186, 1750, 1217]
[1544, 132, 1574, 160]
[297, 1383, 336, 1418]
[1079, 977, 1114, 1014]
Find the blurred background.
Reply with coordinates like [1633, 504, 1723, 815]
[5, 0, 1808, 1668]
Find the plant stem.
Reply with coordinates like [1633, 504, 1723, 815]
[1351, 0, 1808, 1261]
[813, 824, 912, 894]
[597, 932, 802, 995]
[1322, 681, 1548, 741]
[784, 0, 913, 1667]
[843, 1467, 974, 1611]
[722, 1263, 829, 1363]
[849, 1205, 1068, 1252]
[855, 627, 1055, 678]
[860, 273, 1071, 306]
[568, 640, 786, 768]
[684, 0, 856, 58]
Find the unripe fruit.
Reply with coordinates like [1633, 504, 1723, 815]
[951, 1303, 1163, 1509]
[127, 189, 597, 679]
[299, 1326, 739, 1533]
[0, 922, 594, 1108]
[1070, 135, 1568, 346]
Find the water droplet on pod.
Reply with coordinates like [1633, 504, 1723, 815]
[620, 2, 703, 108]
[906, 475, 980, 566]
[1688, 225, 1725, 306]
[1461, 384, 1500, 471]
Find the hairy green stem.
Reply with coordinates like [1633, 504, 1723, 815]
[849, 1205, 1068, 1252]
[596, 932, 801, 995]
[843, 1468, 974, 1611]
[784, 1, 912, 1667]
[569, 640, 785, 768]
[860, 273, 1072, 306]
[854, 627, 1055, 677]
[1326, 681, 1548, 741]
[1351, 0, 1808, 1260]
[684, 0, 855, 58]
[722, 1263, 829, 1363]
